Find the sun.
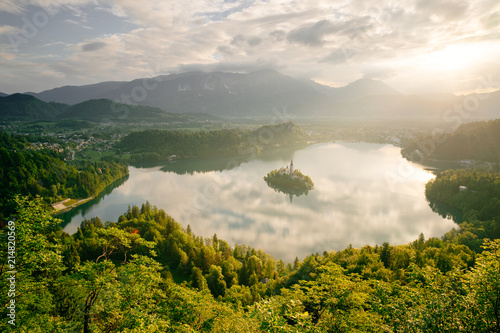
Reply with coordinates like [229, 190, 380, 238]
[418, 42, 492, 72]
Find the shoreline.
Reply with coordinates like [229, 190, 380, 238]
[51, 196, 94, 215]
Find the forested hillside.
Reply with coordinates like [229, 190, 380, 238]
[425, 168, 500, 252]
[0, 94, 216, 123]
[0, 132, 128, 218]
[117, 122, 308, 162]
[1, 196, 499, 332]
[60, 99, 217, 123]
[402, 119, 500, 162]
[0, 93, 68, 121]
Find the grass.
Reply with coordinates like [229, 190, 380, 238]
[63, 199, 79, 206]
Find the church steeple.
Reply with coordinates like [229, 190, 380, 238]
[290, 159, 294, 174]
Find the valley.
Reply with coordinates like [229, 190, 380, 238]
[1, 72, 500, 333]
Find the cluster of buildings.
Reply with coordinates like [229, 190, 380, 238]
[23, 133, 122, 161]
[27, 141, 65, 153]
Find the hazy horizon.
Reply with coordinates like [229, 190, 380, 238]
[1, 0, 500, 95]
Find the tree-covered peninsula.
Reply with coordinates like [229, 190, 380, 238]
[402, 119, 500, 163]
[116, 122, 308, 162]
[425, 168, 500, 252]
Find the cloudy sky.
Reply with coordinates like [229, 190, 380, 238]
[1, 0, 500, 95]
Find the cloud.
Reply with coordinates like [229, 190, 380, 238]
[65, 19, 92, 29]
[287, 19, 336, 46]
[231, 34, 246, 45]
[287, 16, 375, 47]
[483, 11, 500, 28]
[0, 52, 16, 61]
[0, 25, 19, 35]
[247, 36, 262, 46]
[230, 34, 263, 47]
[320, 48, 356, 64]
[0, 1, 25, 14]
[174, 59, 286, 75]
[270, 30, 286, 42]
[196, 0, 255, 22]
[0, 0, 97, 15]
[81, 41, 106, 51]
[1, 0, 500, 95]
[415, 0, 469, 21]
[216, 45, 235, 56]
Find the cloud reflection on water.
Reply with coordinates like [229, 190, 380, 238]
[63, 142, 456, 262]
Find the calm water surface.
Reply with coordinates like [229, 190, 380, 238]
[61, 142, 457, 262]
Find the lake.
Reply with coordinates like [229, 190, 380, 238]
[61, 142, 457, 262]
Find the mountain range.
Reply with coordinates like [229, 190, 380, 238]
[0, 93, 217, 123]
[2, 69, 499, 120]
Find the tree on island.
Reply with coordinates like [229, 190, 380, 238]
[264, 159, 314, 201]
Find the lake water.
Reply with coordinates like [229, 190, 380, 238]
[61, 142, 457, 262]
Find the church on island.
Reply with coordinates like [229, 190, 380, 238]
[264, 158, 314, 202]
[281, 159, 295, 176]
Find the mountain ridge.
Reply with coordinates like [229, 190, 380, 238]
[3, 69, 499, 120]
[0, 94, 218, 122]
[25, 70, 401, 117]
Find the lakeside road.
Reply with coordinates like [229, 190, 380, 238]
[51, 197, 94, 214]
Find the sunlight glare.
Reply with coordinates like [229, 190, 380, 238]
[419, 43, 491, 71]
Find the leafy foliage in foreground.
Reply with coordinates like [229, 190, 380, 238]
[1, 197, 499, 332]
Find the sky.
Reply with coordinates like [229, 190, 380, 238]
[1, 0, 500, 95]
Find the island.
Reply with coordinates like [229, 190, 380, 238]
[264, 159, 314, 201]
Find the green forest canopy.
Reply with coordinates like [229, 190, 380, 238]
[0, 194, 499, 332]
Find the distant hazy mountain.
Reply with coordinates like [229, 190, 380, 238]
[469, 90, 500, 119]
[0, 94, 216, 122]
[330, 78, 401, 103]
[29, 69, 323, 117]
[19, 69, 500, 119]
[61, 99, 217, 122]
[302, 77, 401, 102]
[330, 94, 448, 119]
[30, 70, 403, 117]
[0, 92, 7, 97]
[28, 81, 125, 105]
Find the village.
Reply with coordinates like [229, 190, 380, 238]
[21, 133, 122, 161]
